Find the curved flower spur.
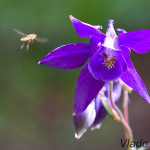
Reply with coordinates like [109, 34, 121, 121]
[39, 15, 150, 116]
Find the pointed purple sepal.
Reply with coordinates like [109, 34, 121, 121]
[39, 43, 90, 69]
[73, 64, 105, 114]
[121, 58, 150, 103]
[69, 15, 106, 39]
[119, 29, 150, 54]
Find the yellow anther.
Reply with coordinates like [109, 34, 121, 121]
[102, 53, 117, 70]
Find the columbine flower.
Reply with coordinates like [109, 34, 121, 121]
[39, 15, 150, 116]
[73, 80, 123, 139]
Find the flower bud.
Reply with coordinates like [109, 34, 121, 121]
[73, 101, 96, 139]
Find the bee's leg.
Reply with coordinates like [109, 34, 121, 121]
[26, 41, 31, 50]
[20, 42, 25, 49]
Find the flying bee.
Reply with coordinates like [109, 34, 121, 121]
[13, 28, 48, 50]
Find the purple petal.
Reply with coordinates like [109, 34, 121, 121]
[103, 20, 120, 51]
[119, 29, 150, 54]
[73, 64, 105, 114]
[69, 15, 106, 39]
[112, 50, 128, 72]
[120, 46, 130, 59]
[121, 59, 150, 103]
[96, 59, 121, 81]
[88, 51, 103, 80]
[88, 50, 122, 81]
[39, 43, 90, 69]
[89, 36, 103, 56]
[113, 37, 131, 58]
[106, 20, 117, 39]
[92, 93, 107, 126]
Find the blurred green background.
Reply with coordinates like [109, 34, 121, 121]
[0, 0, 150, 149]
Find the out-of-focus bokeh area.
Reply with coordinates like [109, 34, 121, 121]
[0, 0, 150, 149]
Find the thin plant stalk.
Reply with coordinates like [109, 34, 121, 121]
[99, 91, 120, 122]
[123, 90, 129, 139]
[109, 82, 134, 150]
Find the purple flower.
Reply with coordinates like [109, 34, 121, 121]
[39, 15, 150, 115]
[73, 80, 123, 139]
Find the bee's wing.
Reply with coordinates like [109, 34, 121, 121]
[35, 37, 49, 43]
[13, 28, 27, 37]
